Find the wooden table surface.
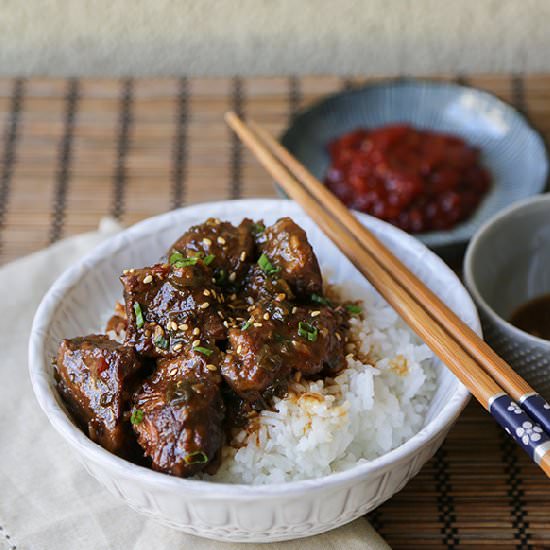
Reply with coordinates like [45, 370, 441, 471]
[1, 74, 549, 549]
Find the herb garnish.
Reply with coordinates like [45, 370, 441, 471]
[346, 304, 362, 315]
[154, 335, 169, 349]
[134, 303, 144, 328]
[130, 409, 144, 425]
[203, 253, 215, 266]
[298, 321, 318, 342]
[184, 451, 208, 464]
[251, 222, 265, 235]
[193, 345, 213, 357]
[170, 251, 215, 268]
[257, 253, 280, 275]
[311, 293, 333, 307]
[241, 320, 252, 331]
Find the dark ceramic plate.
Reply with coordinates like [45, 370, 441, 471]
[279, 79, 548, 251]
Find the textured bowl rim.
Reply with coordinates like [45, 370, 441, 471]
[279, 77, 549, 249]
[29, 198, 476, 499]
[464, 193, 550, 348]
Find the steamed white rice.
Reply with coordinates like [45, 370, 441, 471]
[203, 284, 437, 484]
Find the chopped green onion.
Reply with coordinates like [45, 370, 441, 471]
[169, 251, 184, 265]
[311, 293, 333, 307]
[241, 320, 252, 331]
[130, 409, 144, 425]
[193, 345, 213, 357]
[173, 257, 200, 268]
[184, 451, 208, 464]
[154, 335, 169, 350]
[298, 321, 318, 342]
[251, 222, 265, 235]
[257, 253, 280, 275]
[346, 304, 362, 315]
[203, 253, 215, 266]
[134, 303, 144, 328]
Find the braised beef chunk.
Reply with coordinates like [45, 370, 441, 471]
[256, 217, 322, 297]
[221, 306, 291, 403]
[285, 305, 349, 376]
[55, 335, 141, 455]
[132, 348, 224, 477]
[169, 218, 255, 285]
[121, 262, 225, 358]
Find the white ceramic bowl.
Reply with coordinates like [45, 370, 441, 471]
[29, 199, 479, 543]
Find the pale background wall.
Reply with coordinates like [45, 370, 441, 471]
[0, 0, 548, 76]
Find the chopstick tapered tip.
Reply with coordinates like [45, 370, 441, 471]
[224, 111, 239, 127]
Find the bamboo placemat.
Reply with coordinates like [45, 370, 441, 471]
[1, 75, 549, 549]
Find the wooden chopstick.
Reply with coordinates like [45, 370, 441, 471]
[224, 111, 550, 478]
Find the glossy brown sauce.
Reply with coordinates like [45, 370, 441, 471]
[509, 294, 550, 341]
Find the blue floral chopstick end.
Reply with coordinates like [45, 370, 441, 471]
[520, 393, 550, 435]
[489, 393, 550, 464]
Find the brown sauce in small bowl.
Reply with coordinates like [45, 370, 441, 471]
[509, 294, 550, 341]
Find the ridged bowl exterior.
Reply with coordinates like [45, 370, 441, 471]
[29, 200, 479, 542]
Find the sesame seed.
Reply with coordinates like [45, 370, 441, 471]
[173, 342, 183, 352]
[142, 274, 153, 284]
[275, 293, 286, 302]
[217, 236, 226, 245]
[192, 339, 201, 347]
[240, 251, 246, 261]
[202, 238, 212, 246]
[292, 306, 298, 314]
[335, 332, 341, 341]
[247, 305, 255, 312]
[346, 353, 354, 360]
[230, 293, 237, 301]
[228, 272, 236, 282]
[263, 312, 270, 320]
[206, 364, 217, 371]
[192, 327, 200, 335]
[223, 321, 229, 328]
[200, 302, 210, 309]
[217, 310, 224, 318]
[129, 269, 135, 273]
[203, 289, 211, 296]
[311, 310, 321, 317]
[178, 323, 188, 331]
[123, 269, 129, 274]
[236, 345, 242, 354]
[253, 322, 262, 327]
[211, 278, 216, 284]
[169, 368, 178, 376]
[168, 321, 178, 331]
[246, 296, 254, 305]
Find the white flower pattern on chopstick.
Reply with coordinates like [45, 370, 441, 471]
[516, 421, 543, 445]
[507, 402, 523, 415]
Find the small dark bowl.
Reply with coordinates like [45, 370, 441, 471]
[279, 79, 548, 253]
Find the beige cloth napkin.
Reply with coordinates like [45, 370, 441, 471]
[0, 219, 390, 550]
